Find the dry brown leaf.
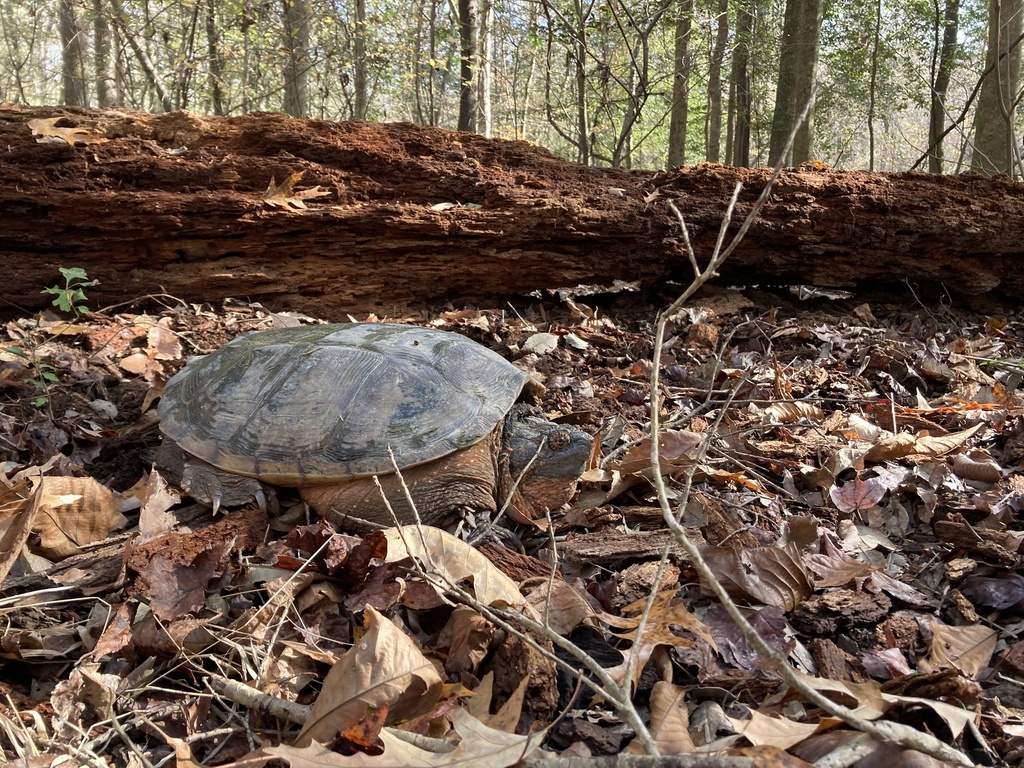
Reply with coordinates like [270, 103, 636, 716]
[466, 672, 494, 721]
[27, 116, 108, 145]
[625, 681, 695, 754]
[610, 430, 705, 476]
[272, 708, 543, 767]
[147, 323, 183, 361]
[763, 401, 825, 423]
[384, 526, 525, 606]
[137, 469, 181, 541]
[0, 477, 41, 582]
[264, 171, 331, 210]
[297, 604, 443, 746]
[437, 605, 494, 676]
[700, 542, 813, 610]
[142, 541, 230, 621]
[32, 476, 126, 559]
[728, 709, 823, 750]
[920, 619, 997, 677]
[521, 577, 592, 635]
[119, 351, 165, 381]
[951, 452, 1002, 484]
[864, 432, 917, 461]
[829, 475, 887, 514]
[599, 589, 715, 686]
[487, 673, 528, 733]
[912, 422, 986, 457]
[806, 535, 879, 588]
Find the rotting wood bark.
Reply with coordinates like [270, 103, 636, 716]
[2, 106, 1023, 320]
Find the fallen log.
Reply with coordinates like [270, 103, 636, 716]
[1, 106, 1021, 319]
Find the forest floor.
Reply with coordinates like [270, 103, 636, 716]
[1, 276, 1023, 767]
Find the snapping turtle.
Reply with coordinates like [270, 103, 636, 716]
[157, 323, 592, 530]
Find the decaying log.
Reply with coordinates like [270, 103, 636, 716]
[2, 106, 1022, 319]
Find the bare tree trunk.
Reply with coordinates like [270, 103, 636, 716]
[971, 0, 1022, 176]
[769, 0, 823, 165]
[353, 0, 368, 119]
[205, 0, 225, 114]
[282, 0, 311, 118]
[458, 0, 477, 132]
[867, 0, 881, 170]
[706, 0, 728, 163]
[106, 0, 171, 111]
[729, 1, 753, 166]
[574, 0, 589, 163]
[477, 0, 493, 137]
[60, 0, 88, 106]
[928, 0, 960, 173]
[93, 0, 115, 107]
[666, 0, 693, 168]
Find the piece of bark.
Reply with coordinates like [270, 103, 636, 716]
[4, 107, 1024, 320]
[560, 529, 688, 567]
[933, 519, 1023, 567]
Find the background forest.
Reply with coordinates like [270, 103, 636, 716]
[2, 0, 1022, 175]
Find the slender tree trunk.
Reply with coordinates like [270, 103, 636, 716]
[107, 0, 171, 111]
[477, 0, 493, 137]
[353, 0, 368, 119]
[706, 0, 728, 163]
[205, 0, 225, 114]
[60, 0, 89, 106]
[574, 0, 589, 163]
[867, 0, 881, 170]
[282, 0, 311, 118]
[928, 0, 960, 173]
[971, 0, 1022, 176]
[427, 0, 438, 124]
[457, 0, 477, 131]
[666, 0, 693, 168]
[729, 1, 753, 166]
[93, 0, 115, 107]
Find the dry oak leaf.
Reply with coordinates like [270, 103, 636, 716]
[272, 708, 543, 768]
[919, 619, 997, 678]
[599, 589, 715, 687]
[264, 171, 331, 209]
[27, 116, 108, 145]
[297, 604, 443, 746]
[384, 526, 525, 607]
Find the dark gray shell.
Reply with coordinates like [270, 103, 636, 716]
[158, 323, 528, 484]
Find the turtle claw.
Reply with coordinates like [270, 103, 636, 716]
[211, 494, 222, 516]
[255, 488, 268, 513]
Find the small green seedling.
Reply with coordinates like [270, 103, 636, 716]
[41, 266, 98, 316]
[4, 268, 98, 409]
[6, 345, 58, 407]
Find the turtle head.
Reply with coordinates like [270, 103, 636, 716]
[502, 406, 593, 519]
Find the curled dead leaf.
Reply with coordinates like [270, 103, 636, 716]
[763, 401, 825, 424]
[32, 476, 126, 559]
[951, 452, 1002, 484]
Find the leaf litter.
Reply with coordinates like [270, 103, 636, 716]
[1, 287, 1023, 766]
